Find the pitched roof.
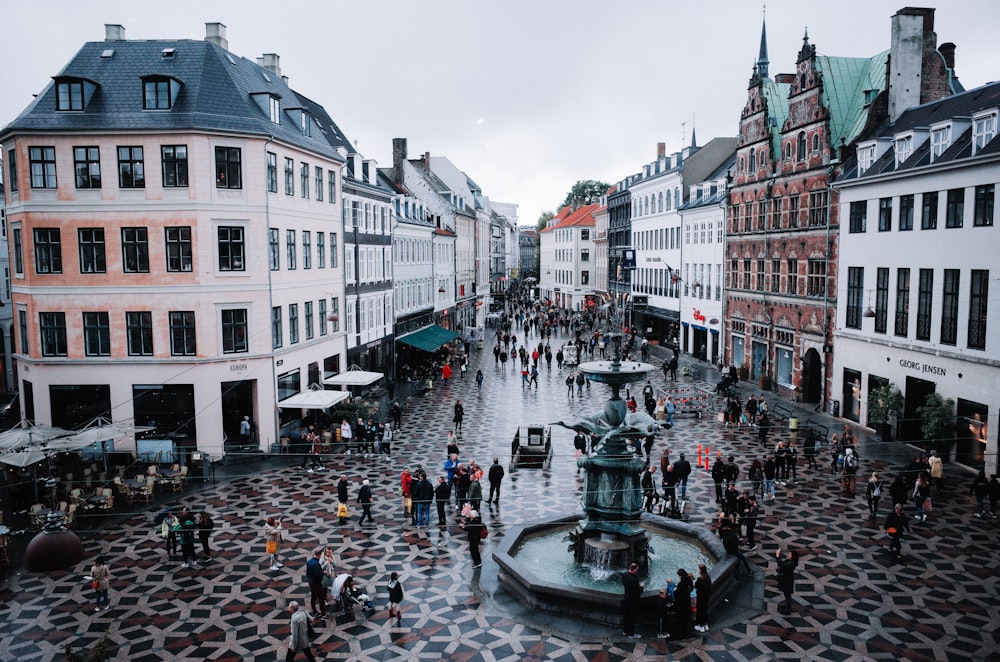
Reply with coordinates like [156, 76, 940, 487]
[0, 37, 344, 162]
[541, 203, 600, 232]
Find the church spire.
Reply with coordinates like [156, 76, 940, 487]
[757, 5, 769, 79]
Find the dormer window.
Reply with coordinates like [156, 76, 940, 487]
[55, 77, 97, 111]
[142, 76, 181, 110]
[894, 135, 912, 168]
[269, 96, 280, 124]
[930, 126, 950, 161]
[973, 111, 997, 156]
[856, 143, 876, 175]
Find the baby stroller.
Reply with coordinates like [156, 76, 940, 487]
[332, 573, 375, 617]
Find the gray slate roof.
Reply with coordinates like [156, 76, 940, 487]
[0, 38, 344, 162]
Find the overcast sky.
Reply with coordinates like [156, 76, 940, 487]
[2, 0, 997, 226]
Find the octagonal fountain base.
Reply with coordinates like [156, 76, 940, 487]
[493, 514, 738, 627]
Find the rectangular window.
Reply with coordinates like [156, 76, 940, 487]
[300, 162, 309, 199]
[29, 146, 57, 188]
[78, 228, 106, 274]
[875, 268, 889, 334]
[302, 231, 311, 269]
[269, 228, 280, 271]
[945, 188, 964, 228]
[286, 229, 296, 270]
[305, 301, 314, 340]
[329, 298, 340, 332]
[941, 269, 959, 345]
[808, 190, 828, 226]
[757, 201, 766, 231]
[284, 157, 294, 195]
[899, 194, 914, 231]
[807, 260, 826, 297]
[730, 258, 739, 288]
[143, 78, 171, 110]
[330, 233, 338, 268]
[849, 201, 867, 233]
[271, 306, 283, 349]
[974, 184, 994, 227]
[581, 229, 590, 240]
[315, 167, 323, 201]
[968, 270, 988, 350]
[895, 268, 910, 337]
[215, 146, 242, 189]
[787, 259, 798, 295]
[268, 96, 280, 124]
[328, 171, 336, 203]
[265, 152, 278, 193]
[57, 81, 84, 111]
[7, 148, 18, 193]
[121, 227, 149, 273]
[755, 259, 765, 291]
[878, 197, 892, 232]
[972, 113, 996, 155]
[161, 145, 188, 187]
[39, 312, 67, 357]
[771, 259, 781, 293]
[33, 228, 62, 274]
[83, 312, 110, 357]
[581, 270, 589, 285]
[165, 227, 193, 272]
[742, 259, 750, 290]
[318, 299, 328, 336]
[169, 311, 197, 356]
[222, 309, 248, 354]
[921, 192, 938, 230]
[217, 226, 245, 271]
[117, 146, 145, 188]
[787, 196, 799, 228]
[916, 269, 933, 341]
[846, 267, 863, 330]
[317, 232, 326, 268]
[18, 308, 28, 355]
[126, 311, 153, 356]
[930, 127, 949, 161]
[581, 249, 590, 262]
[74, 147, 101, 189]
[771, 198, 781, 229]
[13, 228, 23, 274]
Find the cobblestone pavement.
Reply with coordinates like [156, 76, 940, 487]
[0, 330, 998, 661]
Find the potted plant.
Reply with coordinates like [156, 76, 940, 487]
[917, 393, 958, 459]
[867, 381, 903, 442]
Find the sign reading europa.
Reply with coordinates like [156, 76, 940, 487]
[899, 359, 946, 377]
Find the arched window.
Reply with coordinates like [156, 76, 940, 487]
[739, 157, 745, 172]
[666, 192, 671, 211]
[658, 192, 663, 212]
[749, 149, 756, 173]
[759, 149, 766, 170]
[674, 188, 680, 208]
[644, 196, 649, 215]
[812, 134, 820, 152]
[784, 142, 792, 160]
[800, 74, 807, 90]
[797, 131, 806, 161]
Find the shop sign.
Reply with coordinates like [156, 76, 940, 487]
[899, 359, 946, 376]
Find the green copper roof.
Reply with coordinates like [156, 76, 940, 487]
[815, 50, 889, 147]
[761, 78, 791, 158]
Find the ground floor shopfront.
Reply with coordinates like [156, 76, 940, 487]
[833, 337, 998, 473]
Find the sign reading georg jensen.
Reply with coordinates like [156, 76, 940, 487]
[899, 359, 946, 377]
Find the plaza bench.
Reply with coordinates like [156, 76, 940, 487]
[770, 402, 794, 425]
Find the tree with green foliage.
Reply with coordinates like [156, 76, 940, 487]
[561, 180, 611, 208]
[917, 392, 958, 450]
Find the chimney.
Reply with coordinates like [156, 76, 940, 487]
[392, 138, 407, 185]
[889, 7, 934, 122]
[775, 73, 796, 84]
[205, 22, 228, 50]
[260, 53, 281, 77]
[423, 152, 431, 171]
[939, 42, 956, 70]
[105, 24, 125, 41]
[657, 142, 666, 158]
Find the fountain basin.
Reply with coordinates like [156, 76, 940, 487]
[494, 514, 739, 627]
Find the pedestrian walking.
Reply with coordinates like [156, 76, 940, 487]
[358, 479, 374, 526]
[387, 572, 404, 625]
[434, 476, 451, 525]
[306, 548, 327, 619]
[476, 369, 484, 391]
[621, 562, 644, 639]
[866, 472, 884, 517]
[775, 549, 798, 614]
[694, 563, 712, 633]
[453, 400, 464, 434]
[197, 511, 214, 561]
[487, 457, 504, 505]
[90, 554, 112, 612]
[265, 515, 284, 570]
[464, 509, 485, 568]
[884, 502, 911, 559]
[161, 511, 179, 560]
[178, 507, 199, 569]
[566, 372, 575, 397]
[284, 601, 317, 662]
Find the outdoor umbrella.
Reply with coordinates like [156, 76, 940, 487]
[60, 416, 154, 446]
[278, 384, 350, 410]
[323, 366, 384, 387]
[0, 446, 47, 468]
[0, 422, 70, 452]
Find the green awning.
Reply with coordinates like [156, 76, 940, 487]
[396, 325, 460, 353]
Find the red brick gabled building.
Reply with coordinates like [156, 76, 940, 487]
[725, 8, 960, 409]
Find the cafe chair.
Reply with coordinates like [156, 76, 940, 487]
[30, 503, 47, 530]
[70, 488, 83, 505]
[64, 503, 79, 529]
[138, 481, 154, 504]
[56, 500, 69, 513]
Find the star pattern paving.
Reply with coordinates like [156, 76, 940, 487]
[0, 328, 997, 661]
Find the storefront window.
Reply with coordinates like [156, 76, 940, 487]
[775, 347, 793, 387]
